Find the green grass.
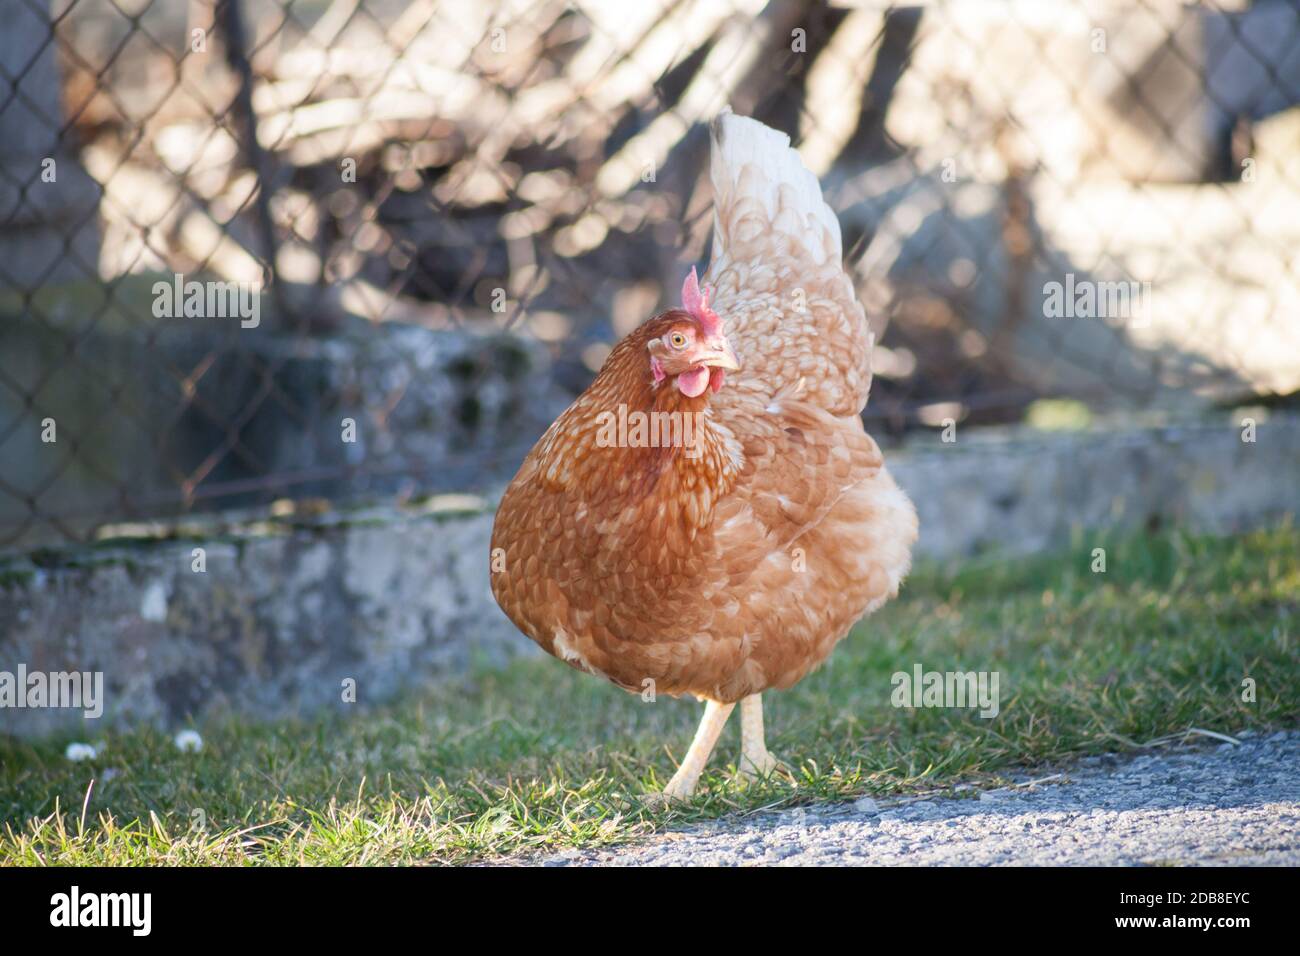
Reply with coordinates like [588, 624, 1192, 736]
[1, 525, 1296, 865]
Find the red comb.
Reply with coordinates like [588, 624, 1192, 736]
[681, 266, 722, 337]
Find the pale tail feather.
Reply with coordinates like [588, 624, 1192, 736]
[703, 108, 873, 417]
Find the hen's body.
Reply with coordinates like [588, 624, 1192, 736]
[491, 374, 914, 702]
[491, 111, 917, 793]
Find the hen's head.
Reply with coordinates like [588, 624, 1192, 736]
[642, 268, 740, 398]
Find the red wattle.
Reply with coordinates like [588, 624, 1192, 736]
[677, 365, 710, 397]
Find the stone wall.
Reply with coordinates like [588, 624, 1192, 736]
[2, 417, 1296, 738]
[0, 309, 564, 554]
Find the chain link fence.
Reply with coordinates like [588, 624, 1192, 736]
[2, 0, 1299, 554]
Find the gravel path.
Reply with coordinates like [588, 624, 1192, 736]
[540, 730, 1299, 866]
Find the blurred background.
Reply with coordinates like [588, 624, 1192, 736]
[2, 0, 1299, 555]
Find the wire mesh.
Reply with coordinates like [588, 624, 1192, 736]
[2, 0, 1298, 553]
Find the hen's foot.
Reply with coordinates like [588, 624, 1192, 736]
[738, 748, 790, 780]
[650, 776, 696, 805]
[650, 699, 736, 804]
[738, 693, 792, 781]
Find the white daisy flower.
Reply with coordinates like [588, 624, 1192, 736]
[65, 742, 98, 761]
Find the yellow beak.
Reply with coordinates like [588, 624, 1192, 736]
[701, 337, 740, 371]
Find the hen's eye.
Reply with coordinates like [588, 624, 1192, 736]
[669, 332, 688, 349]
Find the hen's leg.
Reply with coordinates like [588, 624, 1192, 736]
[738, 693, 783, 778]
[662, 700, 735, 800]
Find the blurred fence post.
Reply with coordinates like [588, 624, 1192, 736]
[0, 0, 101, 287]
[216, 0, 290, 327]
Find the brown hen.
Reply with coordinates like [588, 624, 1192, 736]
[490, 110, 918, 798]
